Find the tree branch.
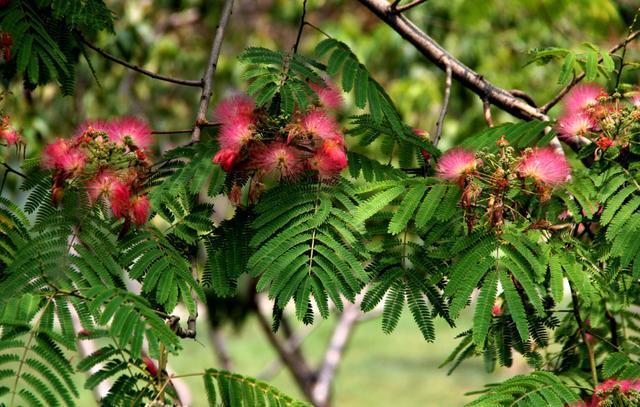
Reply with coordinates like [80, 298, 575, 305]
[312, 293, 365, 407]
[190, 0, 235, 143]
[356, 0, 548, 122]
[432, 62, 452, 146]
[390, 0, 429, 14]
[208, 327, 233, 371]
[540, 30, 640, 113]
[293, 0, 309, 53]
[80, 36, 203, 88]
[483, 98, 494, 128]
[254, 301, 316, 401]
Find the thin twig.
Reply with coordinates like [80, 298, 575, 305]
[509, 89, 537, 107]
[432, 62, 452, 146]
[151, 129, 194, 135]
[540, 30, 640, 113]
[483, 98, 494, 128]
[293, 0, 308, 54]
[1, 162, 27, 178]
[152, 122, 221, 135]
[80, 36, 203, 88]
[190, 0, 235, 143]
[173, 0, 235, 342]
[389, 0, 429, 14]
[303, 22, 332, 39]
[614, 10, 639, 90]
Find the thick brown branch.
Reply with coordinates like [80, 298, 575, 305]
[190, 0, 235, 142]
[357, 0, 548, 122]
[80, 36, 203, 88]
[540, 30, 640, 113]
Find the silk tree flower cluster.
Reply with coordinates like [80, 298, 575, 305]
[41, 117, 153, 227]
[573, 379, 640, 406]
[211, 80, 348, 195]
[0, 115, 21, 147]
[436, 137, 570, 231]
[556, 83, 640, 156]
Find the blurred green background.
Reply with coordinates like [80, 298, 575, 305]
[2, 1, 639, 405]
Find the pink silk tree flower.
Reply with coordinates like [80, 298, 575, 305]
[109, 180, 131, 219]
[297, 110, 340, 142]
[253, 142, 303, 179]
[436, 148, 479, 182]
[42, 139, 71, 169]
[42, 139, 86, 174]
[130, 194, 150, 227]
[307, 150, 347, 179]
[320, 138, 348, 169]
[556, 112, 596, 142]
[213, 94, 256, 124]
[518, 148, 571, 185]
[107, 117, 153, 150]
[86, 170, 117, 204]
[218, 115, 255, 151]
[0, 128, 20, 145]
[563, 84, 605, 114]
[309, 79, 343, 110]
[212, 148, 239, 172]
[630, 93, 640, 108]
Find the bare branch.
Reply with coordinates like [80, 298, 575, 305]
[191, 0, 235, 143]
[254, 301, 316, 401]
[80, 36, 203, 88]
[256, 322, 319, 380]
[540, 30, 640, 113]
[312, 294, 365, 407]
[208, 327, 233, 371]
[432, 62, 452, 146]
[357, 0, 548, 122]
[390, 0, 429, 14]
[483, 98, 494, 128]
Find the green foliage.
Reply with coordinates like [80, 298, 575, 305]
[352, 179, 460, 234]
[204, 210, 252, 297]
[0, 0, 114, 94]
[120, 227, 205, 315]
[527, 43, 617, 85]
[248, 180, 369, 322]
[238, 47, 322, 115]
[202, 369, 310, 407]
[468, 372, 580, 406]
[459, 120, 553, 151]
[0, 296, 78, 407]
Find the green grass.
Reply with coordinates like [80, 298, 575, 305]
[77, 309, 526, 406]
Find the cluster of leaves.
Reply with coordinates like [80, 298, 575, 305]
[0, 0, 114, 94]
